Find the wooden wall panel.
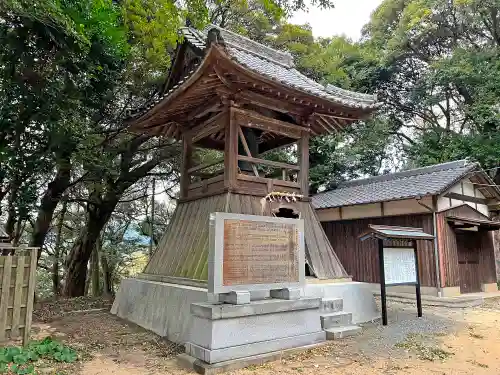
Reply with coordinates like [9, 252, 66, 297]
[479, 232, 497, 284]
[438, 204, 497, 287]
[322, 214, 437, 287]
[435, 212, 459, 287]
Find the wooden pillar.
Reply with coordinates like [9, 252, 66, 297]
[180, 134, 192, 199]
[378, 238, 388, 326]
[224, 107, 238, 190]
[298, 131, 310, 196]
[413, 240, 423, 318]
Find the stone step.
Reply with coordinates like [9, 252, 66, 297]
[320, 312, 352, 329]
[320, 298, 343, 313]
[325, 325, 362, 340]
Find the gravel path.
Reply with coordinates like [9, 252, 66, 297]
[353, 302, 465, 359]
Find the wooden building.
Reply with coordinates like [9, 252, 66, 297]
[125, 24, 379, 284]
[313, 160, 500, 296]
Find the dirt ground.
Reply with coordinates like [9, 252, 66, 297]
[28, 297, 500, 375]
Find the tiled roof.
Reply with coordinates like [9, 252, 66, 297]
[127, 25, 380, 119]
[313, 160, 480, 209]
[183, 25, 380, 110]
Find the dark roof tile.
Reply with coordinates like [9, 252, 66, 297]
[312, 160, 483, 209]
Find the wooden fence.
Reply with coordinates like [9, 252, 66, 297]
[0, 247, 38, 344]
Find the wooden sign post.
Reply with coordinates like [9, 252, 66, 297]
[360, 225, 434, 326]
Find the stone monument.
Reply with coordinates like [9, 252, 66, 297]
[179, 213, 325, 373]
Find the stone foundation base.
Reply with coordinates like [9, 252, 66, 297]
[440, 286, 461, 297]
[112, 278, 379, 344]
[481, 283, 498, 293]
[185, 298, 325, 364]
[178, 343, 327, 375]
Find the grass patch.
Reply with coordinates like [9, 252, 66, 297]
[0, 337, 77, 374]
[395, 333, 454, 361]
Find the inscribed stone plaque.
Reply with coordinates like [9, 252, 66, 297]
[383, 247, 417, 285]
[208, 213, 305, 294]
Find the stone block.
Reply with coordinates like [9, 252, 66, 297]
[304, 281, 380, 324]
[320, 298, 343, 313]
[186, 297, 325, 364]
[325, 325, 362, 340]
[177, 343, 328, 375]
[186, 332, 326, 364]
[320, 312, 352, 329]
[220, 291, 251, 305]
[270, 287, 301, 300]
[190, 297, 321, 320]
[481, 283, 498, 293]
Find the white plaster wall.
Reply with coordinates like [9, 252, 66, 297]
[477, 204, 489, 216]
[438, 178, 490, 217]
[342, 203, 382, 220]
[475, 188, 486, 199]
[462, 178, 475, 196]
[384, 197, 432, 216]
[437, 196, 451, 211]
[316, 208, 340, 222]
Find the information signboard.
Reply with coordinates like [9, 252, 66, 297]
[208, 213, 305, 294]
[383, 247, 417, 285]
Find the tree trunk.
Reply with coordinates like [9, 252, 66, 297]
[62, 194, 116, 297]
[51, 200, 67, 296]
[84, 263, 91, 296]
[91, 240, 101, 297]
[30, 157, 72, 261]
[61, 140, 178, 297]
[101, 253, 114, 297]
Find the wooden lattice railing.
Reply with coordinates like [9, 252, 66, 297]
[0, 247, 37, 344]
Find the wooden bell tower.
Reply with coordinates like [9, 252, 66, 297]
[179, 102, 311, 202]
[125, 24, 379, 285]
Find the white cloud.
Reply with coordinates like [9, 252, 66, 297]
[290, 0, 382, 40]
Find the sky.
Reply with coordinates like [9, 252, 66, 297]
[290, 0, 383, 40]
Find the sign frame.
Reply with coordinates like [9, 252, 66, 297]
[378, 239, 422, 326]
[208, 212, 305, 294]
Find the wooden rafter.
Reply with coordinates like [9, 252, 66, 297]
[186, 97, 222, 121]
[319, 114, 344, 132]
[316, 115, 337, 133]
[213, 65, 234, 89]
[189, 110, 226, 142]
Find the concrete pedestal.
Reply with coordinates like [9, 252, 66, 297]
[185, 298, 325, 364]
[111, 277, 379, 344]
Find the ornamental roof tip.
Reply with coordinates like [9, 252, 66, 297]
[202, 24, 295, 68]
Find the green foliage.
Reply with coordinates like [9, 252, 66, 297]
[0, 337, 77, 374]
